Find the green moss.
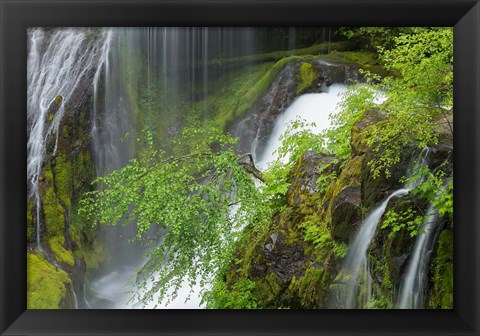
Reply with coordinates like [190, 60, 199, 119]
[27, 252, 72, 309]
[286, 268, 326, 308]
[42, 169, 65, 239]
[75, 240, 105, 270]
[296, 62, 317, 94]
[429, 229, 453, 309]
[53, 154, 72, 211]
[210, 41, 356, 66]
[327, 50, 378, 66]
[49, 236, 75, 267]
[27, 201, 34, 242]
[195, 62, 273, 130]
[322, 156, 363, 222]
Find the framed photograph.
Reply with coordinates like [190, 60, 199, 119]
[1, 0, 479, 335]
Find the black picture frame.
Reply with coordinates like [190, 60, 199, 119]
[1, 0, 479, 335]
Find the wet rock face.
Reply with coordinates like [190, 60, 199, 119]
[233, 59, 362, 157]
[287, 151, 336, 206]
[330, 186, 362, 242]
[244, 62, 299, 157]
[258, 229, 307, 284]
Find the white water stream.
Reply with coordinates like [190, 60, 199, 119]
[335, 188, 409, 308]
[396, 176, 449, 309]
[396, 205, 439, 309]
[257, 84, 347, 169]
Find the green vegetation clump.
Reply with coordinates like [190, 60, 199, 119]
[296, 62, 317, 94]
[49, 236, 75, 267]
[42, 169, 65, 239]
[27, 252, 72, 309]
[53, 154, 72, 211]
[27, 201, 34, 242]
[197, 62, 273, 129]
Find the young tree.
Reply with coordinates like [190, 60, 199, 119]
[79, 126, 266, 306]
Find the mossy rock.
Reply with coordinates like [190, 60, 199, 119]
[52, 154, 72, 211]
[330, 186, 362, 242]
[41, 169, 65, 240]
[350, 109, 386, 156]
[49, 236, 75, 267]
[27, 252, 72, 309]
[296, 62, 317, 94]
[287, 151, 336, 207]
[27, 201, 35, 243]
[285, 267, 328, 308]
[429, 229, 453, 309]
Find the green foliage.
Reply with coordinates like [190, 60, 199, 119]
[299, 214, 346, 258]
[366, 28, 453, 178]
[317, 171, 337, 190]
[325, 85, 380, 159]
[382, 167, 452, 238]
[296, 62, 316, 94]
[204, 278, 258, 309]
[382, 208, 425, 238]
[409, 167, 453, 219]
[328, 28, 453, 179]
[79, 126, 267, 306]
[27, 252, 71, 309]
[276, 118, 326, 164]
[337, 27, 417, 51]
[49, 236, 75, 267]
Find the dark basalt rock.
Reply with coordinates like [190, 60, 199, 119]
[330, 186, 362, 242]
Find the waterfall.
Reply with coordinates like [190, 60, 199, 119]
[256, 84, 347, 169]
[396, 205, 439, 309]
[396, 176, 450, 309]
[334, 188, 409, 308]
[27, 28, 108, 250]
[85, 27, 260, 308]
[332, 148, 431, 308]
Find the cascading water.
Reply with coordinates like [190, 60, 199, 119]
[334, 189, 409, 309]
[332, 148, 431, 309]
[256, 84, 347, 169]
[396, 176, 450, 309]
[84, 27, 264, 309]
[27, 28, 108, 251]
[396, 205, 439, 309]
